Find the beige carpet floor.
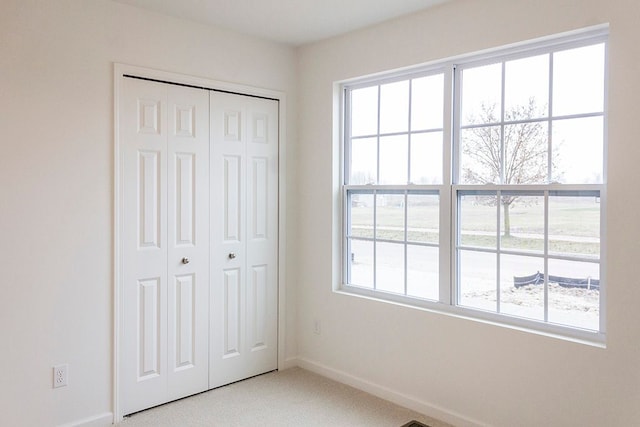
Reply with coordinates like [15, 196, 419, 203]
[119, 367, 452, 427]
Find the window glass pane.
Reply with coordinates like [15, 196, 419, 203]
[410, 132, 443, 184]
[500, 194, 544, 253]
[461, 63, 502, 126]
[407, 245, 439, 300]
[350, 137, 377, 184]
[349, 193, 374, 239]
[460, 126, 501, 184]
[552, 117, 603, 184]
[376, 193, 405, 242]
[459, 250, 496, 311]
[407, 194, 439, 244]
[380, 80, 409, 134]
[504, 54, 549, 119]
[547, 259, 599, 330]
[411, 74, 444, 131]
[351, 86, 378, 137]
[460, 193, 497, 248]
[553, 43, 605, 116]
[549, 195, 600, 258]
[349, 239, 374, 288]
[379, 135, 408, 184]
[499, 254, 544, 321]
[376, 242, 405, 294]
[504, 122, 548, 185]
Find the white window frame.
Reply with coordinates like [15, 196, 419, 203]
[339, 26, 608, 344]
[342, 67, 452, 307]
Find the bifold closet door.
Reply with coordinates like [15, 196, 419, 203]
[209, 92, 278, 388]
[120, 78, 210, 415]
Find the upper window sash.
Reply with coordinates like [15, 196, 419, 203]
[343, 68, 449, 187]
[453, 38, 606, 186]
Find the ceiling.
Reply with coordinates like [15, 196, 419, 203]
[114, 0, 449, 46]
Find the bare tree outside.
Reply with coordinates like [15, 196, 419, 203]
[461, 98, 556, 236]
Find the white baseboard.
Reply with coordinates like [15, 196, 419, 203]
[295, 358, 487, 427]
[279, 356, 300, 371]
[58, 412, 113, 427]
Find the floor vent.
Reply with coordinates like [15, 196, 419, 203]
[400, 421, 431, 427]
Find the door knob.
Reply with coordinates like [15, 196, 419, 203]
[181, 257, 190, 264]
[228, 253, 236, 259]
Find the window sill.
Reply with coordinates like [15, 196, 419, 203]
[335, 285, 606, 348]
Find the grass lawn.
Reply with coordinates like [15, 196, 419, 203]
[350, 196, 600, 256]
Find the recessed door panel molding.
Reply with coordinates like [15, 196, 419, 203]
[224, 110, 241, 141]
[252, 113, 268, 144]
[138, 99, 161, 135]
[223, 268, 241, 358]
[251, 157, 268, 240]
[139, 150, 161, 249]
[174, 274, 195, 370]
[223, 155, 242, 242]
[249, 265, 267, 351]
[175, 153, 195, 246]
[138, 278, 161, 379]
[174, 105, 195, 138]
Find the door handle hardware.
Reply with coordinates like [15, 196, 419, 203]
[181, 257, 190, 264]
[228, 253, 236, 259]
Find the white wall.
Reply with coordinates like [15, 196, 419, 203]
[4, 0, 640, 425]
[296, 0, 640, 425]
[0, 1, 297, 425]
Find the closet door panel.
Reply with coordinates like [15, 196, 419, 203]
[121, 79, 210, 415]
[167, 85, 210, 401]
[210, 92, 278, 388]
[121, 78, 169, 415]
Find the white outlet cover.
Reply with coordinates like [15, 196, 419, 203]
[53, 364, 68, 388]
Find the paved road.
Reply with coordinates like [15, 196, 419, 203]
[349, 240, 599, 330]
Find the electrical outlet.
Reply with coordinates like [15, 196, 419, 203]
[53, 364, 68, 388]
[313, 319, 321, 335]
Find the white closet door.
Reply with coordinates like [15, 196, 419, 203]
[209, 92, 278, 388]
[166, 85, 210, 401]
[120, 78, 210, 415]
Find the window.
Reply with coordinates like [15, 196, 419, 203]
[342, 28, 607, 340]
[345, 73, 446, 301]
